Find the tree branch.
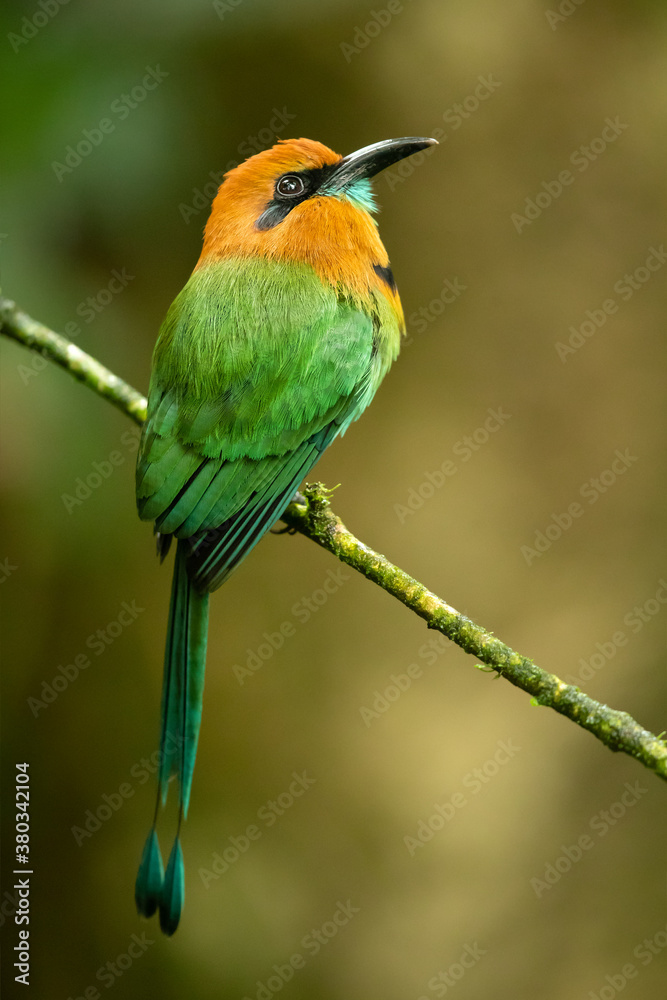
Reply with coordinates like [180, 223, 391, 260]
[1, 297, 147, 425]
[3, 295, 665, 782]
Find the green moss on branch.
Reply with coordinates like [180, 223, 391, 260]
[3, 297, 666, 782]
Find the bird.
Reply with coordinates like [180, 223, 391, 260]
[134, 135, 437, 935]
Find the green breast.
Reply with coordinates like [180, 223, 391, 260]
[137, 256, 402, 534]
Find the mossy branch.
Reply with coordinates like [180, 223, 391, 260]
[2, 295, 665, 783]
[1, 297, 147, 425]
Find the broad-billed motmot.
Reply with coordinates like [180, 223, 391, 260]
[134, 135, 437, 934]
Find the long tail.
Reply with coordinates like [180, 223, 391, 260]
[135, 539, 209, 935]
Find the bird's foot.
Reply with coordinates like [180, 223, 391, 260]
[271, 491, 307, 534]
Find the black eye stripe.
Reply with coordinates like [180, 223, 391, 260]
[255, 163, 339, 231]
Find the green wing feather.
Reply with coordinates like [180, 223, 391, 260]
[137, 256, 401, 589]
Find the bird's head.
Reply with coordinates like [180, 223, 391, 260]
[197, 136, 436, 295]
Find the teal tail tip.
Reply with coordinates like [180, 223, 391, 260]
[135, 829, 165, 919]
[159, 838, 185, 936]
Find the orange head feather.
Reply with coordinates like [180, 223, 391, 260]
[196, 135, 436, 301]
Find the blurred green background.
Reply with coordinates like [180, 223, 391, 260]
[1, 1, 665, 998]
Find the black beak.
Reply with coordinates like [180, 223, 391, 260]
[327, 136, 438, 190]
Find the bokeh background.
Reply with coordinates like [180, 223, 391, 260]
[1, 2, 665, 998]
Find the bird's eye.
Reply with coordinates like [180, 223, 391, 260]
[276, 174, 305, 198]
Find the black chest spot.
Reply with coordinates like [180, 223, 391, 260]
[372, 263, 397, 293]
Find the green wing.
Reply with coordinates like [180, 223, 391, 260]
[137, 257, 400, 592]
